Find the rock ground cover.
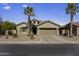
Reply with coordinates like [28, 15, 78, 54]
[0, 35, 79, 44]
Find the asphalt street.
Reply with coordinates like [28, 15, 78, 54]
[0, 44, 79, 56]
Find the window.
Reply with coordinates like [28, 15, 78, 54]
[21, 27, 26, 32]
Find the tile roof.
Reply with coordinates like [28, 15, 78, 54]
[37, 20, 61, 27]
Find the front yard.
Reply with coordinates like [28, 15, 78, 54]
[0, 35, 79, 44]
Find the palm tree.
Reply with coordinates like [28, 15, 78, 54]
[66, 3, 79, 37]
[24, 6, 35, 36]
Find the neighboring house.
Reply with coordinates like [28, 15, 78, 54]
[16, 19, 60, 36]
[60, 22, 79, 36]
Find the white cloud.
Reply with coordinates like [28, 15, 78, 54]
[22, 4, 27, 8]
[2, 3, 11, 10]
[3, 6, 11, 10]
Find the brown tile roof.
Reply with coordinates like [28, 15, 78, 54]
[61, 22, 79, 28]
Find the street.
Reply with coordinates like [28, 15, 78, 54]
[0, 44, 79, 56]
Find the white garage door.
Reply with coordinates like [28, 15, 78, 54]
[39, 28, 57, 35]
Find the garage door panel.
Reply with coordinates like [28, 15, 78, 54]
[39, 28, 57, 35]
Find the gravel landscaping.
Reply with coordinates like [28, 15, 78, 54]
[0, 35, 79, 44]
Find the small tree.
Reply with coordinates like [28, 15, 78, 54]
[2, 21, 16, 39]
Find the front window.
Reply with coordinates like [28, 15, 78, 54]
[21, 27, 26, 32]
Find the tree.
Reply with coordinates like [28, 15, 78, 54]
[2, 21, 16, 39]
[0, 17, 4, 35]
[24, 6, 35, 36]
[66, 3, 79, 37]
[2, 21, 15, 30]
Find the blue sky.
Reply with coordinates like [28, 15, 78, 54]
[0, 3, 79, 25]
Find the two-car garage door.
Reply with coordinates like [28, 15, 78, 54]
[39, 28, 57, 35]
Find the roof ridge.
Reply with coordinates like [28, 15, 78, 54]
[37, 20, 61, 27]
[16, 22, 27, 26]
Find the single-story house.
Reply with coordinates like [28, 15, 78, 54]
[16, 19, 79, 36]
[60, 22, 79, 36]
[16, 19, 60, 36]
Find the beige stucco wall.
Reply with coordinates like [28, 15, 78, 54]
[16, 24, 28, 35]
[38, 22, 59, 28]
